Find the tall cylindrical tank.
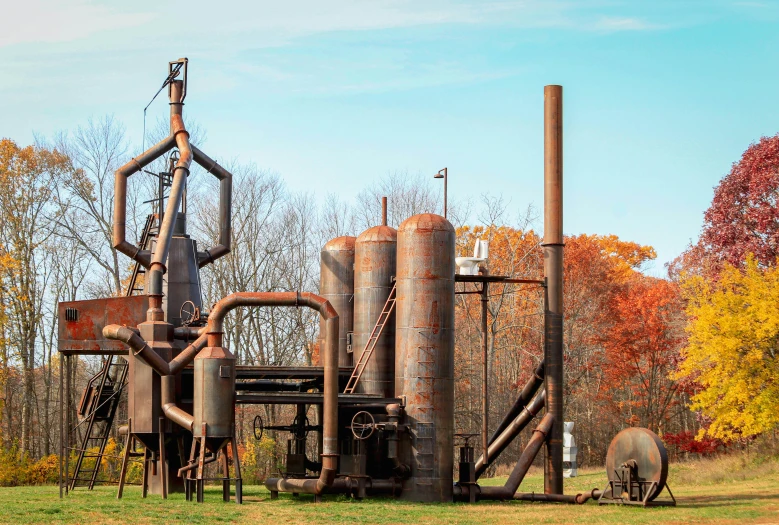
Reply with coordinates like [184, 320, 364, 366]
[194, 346, 236, 451]
[354, 225, 397, 397]
[395, 213, 455, 502]
[320, 236, 356, 367]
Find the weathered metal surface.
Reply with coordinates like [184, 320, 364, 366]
[159, 234, 203, 327]
[354, 225, 397, 397]
[395, 213, 455, 502]
[235, 392, 399, 405]
[235, 365, 352, 380]
[320, 236, 356, 367]
[193, 347, 236, 439]
[605, 427, 669, 502]
[543, 84, 564, 495]
[58, 296, 148, 354]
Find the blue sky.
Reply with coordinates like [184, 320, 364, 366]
[2, 1, 778, 274]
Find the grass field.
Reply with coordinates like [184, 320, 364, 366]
[0, 455, 777, 524]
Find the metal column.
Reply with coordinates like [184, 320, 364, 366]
[543, 84, 564, 495]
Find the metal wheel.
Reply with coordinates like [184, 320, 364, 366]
[605, 427, 669, 502]
[253, 415, 264, 441]
[292, 414, 310, 441]
[350, 411, 375, 441]
[179, 300, 198, 326]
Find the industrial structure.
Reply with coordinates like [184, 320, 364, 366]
[57, 59, 675, 507]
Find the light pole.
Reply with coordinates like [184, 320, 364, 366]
[434, 167, 447, 218]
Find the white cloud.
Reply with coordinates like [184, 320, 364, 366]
[591, 16, 660, 32]
[0, 0, 152, 48]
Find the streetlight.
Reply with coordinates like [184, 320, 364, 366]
[434, 167, 447, 218]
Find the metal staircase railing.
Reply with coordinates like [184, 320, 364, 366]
[68, 356, 129, 490]
[125, 213, 157, 296]
[344, 282, 396, 394]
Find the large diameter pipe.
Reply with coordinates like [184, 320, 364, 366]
[191, 145, 232, 266]
[209, 292, 339, 495]
[102, 324, 208, 376]
[543, 84, 564, 495]
[489, 360, 545, 446]
[147, 80, 192, 301]
[103, 324, 206, 430]
[475, 413, 554, 501]
[112, 135, 176, 267]
[475, 389, 545, 478]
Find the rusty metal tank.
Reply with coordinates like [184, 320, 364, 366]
[320, 236, 356, 367]
[395, 213, 455, 502]
[354, 225, 397, 397]
[193, 346, 236, 450]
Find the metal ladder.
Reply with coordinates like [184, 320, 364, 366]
[125, 213, 157, 296]
[344, 282, 397, 394]
[68, 356, 129, 490]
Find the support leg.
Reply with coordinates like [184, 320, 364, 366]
[117, 423, 133, 499]
[230, 436, 243, 504]
[222, 448, 230, 502]
[142, 446, 150, 498]
[159, 418, 167, 499]
[196, 435, 207, 503]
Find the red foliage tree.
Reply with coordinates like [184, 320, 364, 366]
[596, 276, 685, 433]
[690, 134, 779, 273]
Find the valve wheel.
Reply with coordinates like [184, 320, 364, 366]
[253, 415, 264, 441]
[351, 411, 376, 441]
[179, 300, 198, 326]
[292, 414, 311, 441]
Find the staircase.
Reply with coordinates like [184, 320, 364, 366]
[125, 213, 158, 296]
[344, 283, 397, 394]
[68, 356, 129, 490]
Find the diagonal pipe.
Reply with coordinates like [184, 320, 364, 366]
[489, 360, 545, 446]
[467, 413, 554, 501]
[475, 389, 545, 479]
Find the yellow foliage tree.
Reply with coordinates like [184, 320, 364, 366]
[677, 256, 779, 440]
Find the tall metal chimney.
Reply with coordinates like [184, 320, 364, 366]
[543, 84, 564, 495]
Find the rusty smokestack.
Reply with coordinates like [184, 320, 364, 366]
[381, 196, 388, 226]
[543, 84, 564, 495]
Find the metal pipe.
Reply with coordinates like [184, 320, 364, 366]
[543, 84, 564, 495]
[162, 374, 194, 431]
[147, 80, 192, 302]
[481, 281, 489, 467]
[474, 413, 554, 501]
[512, 489, 602, 504]
[208, 292, 339, 495]
[191, 145, 233, 267]
[475, 390, 545, 478]
[174, 326, 207, 339]
[103, 324, 208, 377]
[381, 196, 387, 226]
[489, 360, 544, 446]
[112, 135, 176, 267]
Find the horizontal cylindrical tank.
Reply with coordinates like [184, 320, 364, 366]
[354, 225, 397, 397]
[320, 236, 356, 367]
[194, 347, 235, 444]
[395, 213, 455, 502]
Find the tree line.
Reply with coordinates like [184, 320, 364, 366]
[0, 116, 776, 484]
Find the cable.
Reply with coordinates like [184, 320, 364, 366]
[142, 62, 184, 152]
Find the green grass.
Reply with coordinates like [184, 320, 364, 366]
[1, 456, 778, 524]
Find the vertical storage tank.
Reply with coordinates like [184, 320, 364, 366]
[353, 224, 397, 397]
[320, 236, 356, 367]
[395, 213, 455, 502]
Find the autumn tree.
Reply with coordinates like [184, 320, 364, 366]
[673, 134, 779, 277]
[677, 256, 779, 440]
[0, 138, 72, 455]
[597, 276, 684, 434]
